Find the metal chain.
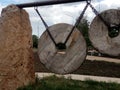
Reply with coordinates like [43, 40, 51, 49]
[87, 1, 110, 28]
[34, 8, 57, 46]
[64, 1, 89, 45]
[35, 0, 112, 48]
[88, 2, 120, 38]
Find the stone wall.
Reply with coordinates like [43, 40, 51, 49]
[0, 5, 35, 90]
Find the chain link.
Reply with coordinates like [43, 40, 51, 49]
[35, 8, 57, 46]
[87, 2, 110, 28]
[64, 1, 89, 44]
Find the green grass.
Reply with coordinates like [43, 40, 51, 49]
[17, 75, 120, 90]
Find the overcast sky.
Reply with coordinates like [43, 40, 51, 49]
[0, 0, 120, 37]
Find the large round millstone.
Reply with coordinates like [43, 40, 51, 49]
[38, 23, 87, 74]
[89, 9, 120, 57]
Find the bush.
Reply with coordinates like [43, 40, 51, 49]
[32, 35, 38, 48]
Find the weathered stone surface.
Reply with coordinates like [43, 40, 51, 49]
[0, 5, 35, 90]
[89, 9, 120, 57]
[38, 23, 87, 74]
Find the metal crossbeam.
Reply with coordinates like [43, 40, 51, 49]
[16, 0, 86, 8]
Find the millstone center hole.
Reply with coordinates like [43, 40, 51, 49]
[56, 42, 66, 50]
[108, 25, 120, 38]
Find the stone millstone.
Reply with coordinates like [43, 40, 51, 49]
[89, 9, 120, 57]
[0, 5, 35, 90]
[38, 23, 87, 74]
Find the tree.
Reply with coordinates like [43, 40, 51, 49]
[77, 17, 92, 48]
[32, 35, 38, 48]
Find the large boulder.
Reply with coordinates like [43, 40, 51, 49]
[0, 5, 35, 90]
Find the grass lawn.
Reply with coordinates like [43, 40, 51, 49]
[17, 75, 120, 90]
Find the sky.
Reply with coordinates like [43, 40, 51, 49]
[0, 0, 120, 37]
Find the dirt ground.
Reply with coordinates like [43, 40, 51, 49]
[34, 51, 120, 78]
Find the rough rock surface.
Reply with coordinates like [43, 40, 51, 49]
[38, 23, 87, 74]
[89, 9, 120, 57]
[0, 5, 35, 90]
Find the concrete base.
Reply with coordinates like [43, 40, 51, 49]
[36, 72, 120, 84]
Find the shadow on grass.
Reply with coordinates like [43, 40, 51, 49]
[17, 75, 120, 90]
